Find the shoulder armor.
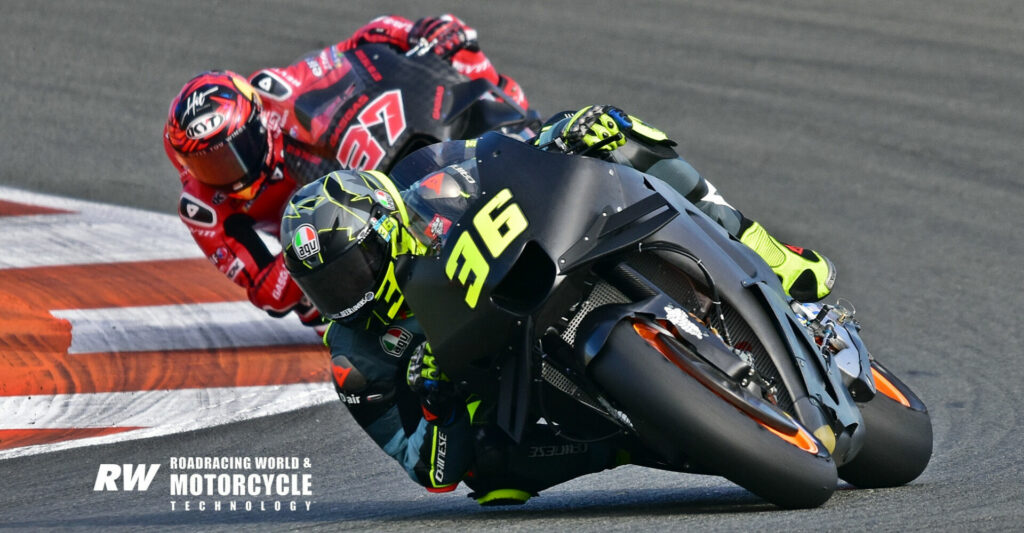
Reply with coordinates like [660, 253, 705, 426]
[179, 192, 217, 228]
[250, 70, 293, 101]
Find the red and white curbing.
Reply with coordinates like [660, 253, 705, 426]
[0, 186, 334, 459]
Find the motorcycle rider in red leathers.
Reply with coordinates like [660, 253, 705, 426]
[163, 14, 528, 330]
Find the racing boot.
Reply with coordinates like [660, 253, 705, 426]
[739, 220, 836, 302]
[464, 424, 623, 506]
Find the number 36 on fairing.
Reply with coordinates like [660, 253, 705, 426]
[444, 188, 528, 308]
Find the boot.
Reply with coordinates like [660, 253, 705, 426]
[739, 221, 836, 302]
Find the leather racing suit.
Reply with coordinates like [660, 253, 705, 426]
[164, 15, 528, 323]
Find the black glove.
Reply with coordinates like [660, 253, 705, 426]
[407, 342, 458, 424]
[408, 14, 478, 59]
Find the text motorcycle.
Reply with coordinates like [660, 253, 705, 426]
[390, 133, 932, 508]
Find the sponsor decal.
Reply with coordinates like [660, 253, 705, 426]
[353, 224, 372, 244]
[264, 110, 287, 140]
[373, 189, 395, 210]
[434, 431, 448, 483]
[189, 228, 217, 238]
[179, 193, 217, 228]
[270, 267, 290, 301]
[527, 443, 589, 458]
[329, 47, 346, 68]
[419, 172, 445, 195]
[379, 326, 412, 357]
[292, 224, 320, 260]
[225, 258, 245, 280]
[451, 164, 475, 184]
[210, 247, 231, 266]
[269, 165, 284, 183]
[250, 71, 294, 101]
[211, 191, 227, 205]
[451, 57, 493, 77]
[339, 393, 361, 405]
[664, 305, 705, 340]
[425, 214, 452, 241]
[329, 93, 369, 146]
[432, 85, 444, 120]
[185, 112, 225, 140]
[184, 87, 217, 119]
[304, 57, 323, 78]
[339, 392, 383, 405]
[354, 49, 382, 82]
[368, 15, 412, 32]
[335, 292, 375, 319]
[318, 50, 332, 72]
[371, 215, 395, 243]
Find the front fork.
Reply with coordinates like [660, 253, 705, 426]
[789, 298, 876, 465]
[792, 300, 877, 402]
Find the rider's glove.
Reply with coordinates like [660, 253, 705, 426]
[559, 105, 632, 153]
[407, 342, 458, 424]
[408, 14, 479, 59]
[294, 296, 327, 337]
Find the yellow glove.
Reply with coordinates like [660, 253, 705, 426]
[560, 105, 632, 152]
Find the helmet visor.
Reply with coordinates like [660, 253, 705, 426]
[178, 115, 268, 191]
[291, 233, 389, 322]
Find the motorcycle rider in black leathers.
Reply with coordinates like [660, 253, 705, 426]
[280, 106, 836, 505]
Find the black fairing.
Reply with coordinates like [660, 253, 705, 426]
[399, 133, 862, 450]
[401, 134, 649, 389]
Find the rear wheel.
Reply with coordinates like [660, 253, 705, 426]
[589, 320, 837, 509]
[838, 361, 932, 488]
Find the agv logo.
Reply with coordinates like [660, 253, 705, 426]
[293, 224, 320, 260]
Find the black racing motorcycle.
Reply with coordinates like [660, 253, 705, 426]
[390, 133, 932, 509]
[278, 42, 538, 185]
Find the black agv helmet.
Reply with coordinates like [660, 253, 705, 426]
[281, 170, 406, 325]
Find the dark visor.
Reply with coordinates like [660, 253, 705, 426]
[291, 235, 389, 322]
[178, 114, 268, 190]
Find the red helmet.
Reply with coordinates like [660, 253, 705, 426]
[165, 70, 270, 196]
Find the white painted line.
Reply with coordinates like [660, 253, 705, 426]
[0, 186, 202, 269]
[0, 383, 337, 460]
[52, 302, 321, 354]
[0, 219, 205, 268]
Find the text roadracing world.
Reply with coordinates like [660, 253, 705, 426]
[94, 457, 316, 512]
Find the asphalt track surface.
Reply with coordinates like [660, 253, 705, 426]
[2, 0, 1023, 530]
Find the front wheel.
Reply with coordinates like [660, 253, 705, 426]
[838, 361, 932, 488]
[589, 320, 837, 509]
